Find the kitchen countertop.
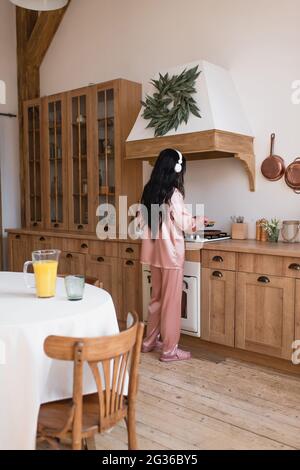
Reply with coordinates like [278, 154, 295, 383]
[185, 239, 300, 257]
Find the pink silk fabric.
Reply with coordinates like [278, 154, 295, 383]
[140, 189, 196, 270]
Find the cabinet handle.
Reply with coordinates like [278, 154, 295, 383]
[289, 263, 300, 271]
[66, 253, 73, 259]
[97, 257, 105, 263]
[212, 255, 223, 263]
[257, 276, 270, 284]
[33, 222, 38, 227]
[126, 260, 134, 266]
[39, 237, 46, 242]
[15, 235, 21, 240]
[125, 247, 134, 254]
[54, 223, 59, 228]
[212, 271, 223, 278]
[77, 224, 84, 230]
[81, 243, 88, 249]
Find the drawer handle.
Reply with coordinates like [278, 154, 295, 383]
[40, 236, 46, 242]
[77, 224, 84, 230]
[212, 271, 223, 278]
[212, 255, 223, 263]
[97, 257, 105, 263]
[289, 263, 300, 271]
[54, 223, 59, 228]
[15, 235, 21, 240]
[126, 260, 134, 266]
[257, 276, 270, 284]
[81, 243, 88, 249]
[66, 253, 73, 259]
[33, 222, 38, 227]
[125, 247, 134, 254]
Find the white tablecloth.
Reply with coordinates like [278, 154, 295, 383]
[0, 272, 120, 450]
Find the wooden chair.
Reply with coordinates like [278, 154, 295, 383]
[58, 274, 103, 289]
[37, 312, 144, 450]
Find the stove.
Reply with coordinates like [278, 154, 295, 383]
[185, 230, 231, 243]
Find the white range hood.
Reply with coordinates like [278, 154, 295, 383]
[126, 60, 256, 191]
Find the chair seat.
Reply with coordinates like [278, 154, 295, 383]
[38, 393, 128, 438]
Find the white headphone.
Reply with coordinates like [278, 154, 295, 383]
[174, 149, 183, 173]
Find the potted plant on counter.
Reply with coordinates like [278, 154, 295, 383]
[260, 218, 281, 242]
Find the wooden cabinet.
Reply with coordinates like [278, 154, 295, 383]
[85, 254, 120, 315]
[235, 272, 295, 360]
[8, 233, 31, 272]
[58, 251, 86, 276]
[120, 259, 142, 321]
[43, 93, 68, 231]
[201, 268, 235, 347]
[24, 99, 43, 230]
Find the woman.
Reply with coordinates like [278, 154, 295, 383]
[140, 148, 206, 362]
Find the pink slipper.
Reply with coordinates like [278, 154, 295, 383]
[142, 340, 163, 353]
[159, 348, 192, 362]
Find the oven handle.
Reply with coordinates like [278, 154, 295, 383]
[183, 280, 189, 290]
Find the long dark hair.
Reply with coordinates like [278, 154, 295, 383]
[141, 148, 186, 235]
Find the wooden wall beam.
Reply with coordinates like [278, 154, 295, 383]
[15, 2, 70, 226]
[26, 3, 70, 68]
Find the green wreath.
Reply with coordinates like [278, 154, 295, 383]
[141, 65, 201, 137]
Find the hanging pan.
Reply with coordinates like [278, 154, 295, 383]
[285, 158, 300, 194]
[261, 133, 285, 181]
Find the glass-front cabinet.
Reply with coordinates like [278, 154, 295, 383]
[24, 99, 43, 229]
[96, 86, 116, 233]
[44, 94, 68, 230]
[68, 87, 94, 232]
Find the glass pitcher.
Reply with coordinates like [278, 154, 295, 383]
[23, 250, 61, 298]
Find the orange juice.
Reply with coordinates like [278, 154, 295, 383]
[33, 260, 58, 298]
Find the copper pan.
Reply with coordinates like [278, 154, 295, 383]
[261, 133, 285, 181]
[285, 158, 300, 194]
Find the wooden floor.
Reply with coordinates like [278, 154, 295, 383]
[95, 349, 300, 450]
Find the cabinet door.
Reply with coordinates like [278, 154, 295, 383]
[68, 87, 95, 233]
[86, 254, 119, 316]
[236, 272, 295, 359]
[24, 99, 43, 229]
[121, 259, 142, 321]
[58, 251, 86, 276]
[201, 268, 235, 346]
[44, 94, 68, 231]
[8, 234, 32, 272]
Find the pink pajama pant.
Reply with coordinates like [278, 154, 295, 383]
[144, 266, 183, 355]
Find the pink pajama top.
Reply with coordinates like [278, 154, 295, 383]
[140, 189, 196, 270]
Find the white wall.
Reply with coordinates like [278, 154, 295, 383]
[40, 0, 300, 237]
[0, 1, 20, 267]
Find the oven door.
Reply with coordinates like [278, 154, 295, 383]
[181, 275, 199, 335]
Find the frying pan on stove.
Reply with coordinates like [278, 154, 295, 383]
[285, 158, 300, 194]
[261, 133, 285, 181]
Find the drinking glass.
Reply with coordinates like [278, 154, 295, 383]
[23, 250, 61, 298]
[64, 275, 85, 301]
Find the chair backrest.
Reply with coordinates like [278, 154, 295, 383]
[44, 312, 144, 434]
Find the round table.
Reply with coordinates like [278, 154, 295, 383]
[0, 272, 120, 450]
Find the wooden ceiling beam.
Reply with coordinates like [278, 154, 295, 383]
[26, 2, 70, 68]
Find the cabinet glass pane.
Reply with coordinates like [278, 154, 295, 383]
[97, 88, 115, 226]
[72, 95, 89, 226]
[48, 100, 64, 224]
[27, 105, 42, 223]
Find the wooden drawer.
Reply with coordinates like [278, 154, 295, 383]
[283, 258, 300, 279]
[62, 238, 90, 254]
[31, 235, 63, 251]
[202, 250, 236, 271]
[119, 243, 140, 260]
[88, 241, 119, 257]
[238, 253, 284, 276]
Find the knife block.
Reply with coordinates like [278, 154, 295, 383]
[231, 223, 248, 240]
